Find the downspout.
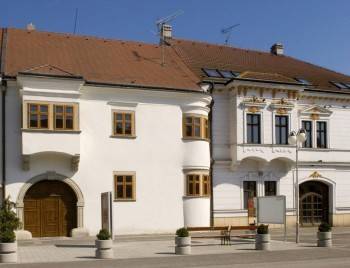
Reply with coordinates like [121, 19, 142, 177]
[1, 78, 6, 203]
[208, 83, 214, 227]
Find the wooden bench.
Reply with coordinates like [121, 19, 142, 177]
[187, 225, 257, 245]
[187, 226, 231, 245]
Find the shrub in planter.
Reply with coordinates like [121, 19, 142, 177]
[317, 222, 332, 247]
[95, 229, 113, 259]
[175, 227, 191, 255]
[0, 197, 20, 263]
[255, 224, 270, 251]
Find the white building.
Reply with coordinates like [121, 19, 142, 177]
[170, 39, 350, 227]
[0, 28, 211, 237]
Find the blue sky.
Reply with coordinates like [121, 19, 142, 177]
[1, 0, 349, 75]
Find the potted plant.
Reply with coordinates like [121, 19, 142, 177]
[175, 227, 191, 255]
[95, 229, 113, 259]
[255, 224, 270, 250]
[317, 222, 332, 247]
[0, 197, 20, 263]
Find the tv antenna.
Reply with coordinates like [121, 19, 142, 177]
[221, 24, 240, 45]
[155, 10, 184, 66]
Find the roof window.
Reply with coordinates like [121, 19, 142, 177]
[295, 78, 311, 85]
[331, 81, 349, 89]
[202, 68, 222, 78]
[218, 70, 236, 78]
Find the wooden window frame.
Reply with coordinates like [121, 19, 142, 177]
[113, 172, 136, 201]
[183, 115, 209, 140]
[186, 173, 210, 197]
[54, 104, 75, 130]
[27, 103, 49, 129]
[112, 111, 135, 137]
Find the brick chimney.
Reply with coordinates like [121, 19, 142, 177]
[270, 43, 284, 55]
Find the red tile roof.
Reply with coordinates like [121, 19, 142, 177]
[1, 28, 201, 91]
[169, 38, 350, 93]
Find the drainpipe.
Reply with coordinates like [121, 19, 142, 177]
[1, 77, 6, 204]
[208, 83, 214, 227]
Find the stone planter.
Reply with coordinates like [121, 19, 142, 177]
[317, 231, 332, 247]
[0, 242, 17, 263]
[255, 234, 270, 250]
[175, 236, 191, 255]
[95, 239, 113, 259]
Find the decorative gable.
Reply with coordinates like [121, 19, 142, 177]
[19, 64, 82, 78]
[300, 105, 332, 120]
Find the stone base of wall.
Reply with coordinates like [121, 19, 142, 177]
[214, 214, 350, 227]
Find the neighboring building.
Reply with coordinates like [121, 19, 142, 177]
[169, 35, 350, 227]
[0, 28, 211, 237]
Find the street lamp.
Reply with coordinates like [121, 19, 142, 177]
[288, 129, 307, 244]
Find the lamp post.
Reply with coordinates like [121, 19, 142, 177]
[288, 129, 307, 244]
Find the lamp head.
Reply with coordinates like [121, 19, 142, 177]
[297, 129, 307, 143]
[288, 131, 297, 145]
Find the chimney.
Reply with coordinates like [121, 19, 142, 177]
[270, 43, 284, 55]
[161, 24, 172, 40]
[26, 23, 36, 31]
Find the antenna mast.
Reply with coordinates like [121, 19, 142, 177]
[155, 10, 184, 66]
[73, 8, 79, 34]
[221, 24, 240, 45]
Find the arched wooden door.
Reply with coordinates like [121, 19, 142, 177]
[300, 181, 329, 226]
[23, 180, 77, 237]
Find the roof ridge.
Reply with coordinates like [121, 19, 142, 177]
[7, 27, 161, 49]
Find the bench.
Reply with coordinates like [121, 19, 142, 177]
[187, 225, 257, 245]
[187, 226, 231, 245]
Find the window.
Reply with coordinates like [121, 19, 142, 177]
[183, 115, 209, 140]
[246, 114, 261, 144]
[243, 181, 256, 209]
[275, 115, 289, 145]
[202, 68, 222, 78]
[331, 81, 348, 89]
[54, 105, 74, 130]
[295, 78, 311, 85]
[264, 181, 277, 196]
[113, 111, 135, 137]
[28, 103, 49, 129]
[186, 174, 210, 197]
[218, 70, 236, 78]
[302, 121, 313, 148]
[316, 121, 327, 148]
[114, 174, 135, 200]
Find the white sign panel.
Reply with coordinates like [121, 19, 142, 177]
[257, 195, 286, 224]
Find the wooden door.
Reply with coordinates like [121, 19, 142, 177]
[24, 180, 77, 237]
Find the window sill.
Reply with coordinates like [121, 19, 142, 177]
[113, 199, 136, 202]
[183, 195, 210, 199]
[22, 128, 81, 134]
[110, 135, 137, 139]
[182, 137, 210, 142]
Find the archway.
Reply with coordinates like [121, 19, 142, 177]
[299, 181, 329, 226]
[16, 172, 85, 237]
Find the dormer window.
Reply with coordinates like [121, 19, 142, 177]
[295, 78, 311, 85]
[202, 68, 221, 78]
[330, 81, 350, 89]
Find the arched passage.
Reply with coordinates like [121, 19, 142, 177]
[16, 172, 85, 237]
[299, 180, 329, 226]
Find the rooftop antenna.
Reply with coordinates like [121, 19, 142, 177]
[155, 10, 184, 66]
[73, 8, 79, 34]
[221, 24, 240, 45]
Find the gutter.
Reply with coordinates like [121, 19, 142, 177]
[1, 78, 6, 203]
[208, 82, 214, 227]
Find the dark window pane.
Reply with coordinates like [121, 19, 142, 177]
[125, 176, 133, 183]
[265, 181, 276, 196]
[30, 104, 38, 112]
[302, 121, 312, 148]
[125, 122, 132, 135]
[40, 105, 48, 113]
[247, 114, 261, 144]
[117, 185, 123, 198]
[55, 116, 63, 129]
[275, 115, 288, 145]
[55, 106, 63, 113]
[116, 114, 122, 120]
[243, 181, 256, 209]
[186, 126, 192, 136]
[125, 114, 131, 121]
[186, 117, 192, 124]
[317, 122, 327, 148]
[125, 185, 133, 198]
[117, 176, 123, 183]
[194, 126, 201, 137]
[195, 183, 200, 194]
[40, 115, 48, 128]
[30, 114, 38, 127]
[116, 122, 123, 134]
[65, 117, 73, 129]
[65, 106, 73, 114]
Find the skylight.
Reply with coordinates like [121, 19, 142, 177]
[218, 70, 240, 79]
[295, 78, 311, 85]
[331, 81, 349, 89]
[202, 68, 222, 78]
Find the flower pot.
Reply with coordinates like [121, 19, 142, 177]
[255, 234, 270, 250]
[95, 239, 113, 259]
[317, 231, 332, 247]
[175, 236, 191, 255]
[0, 242, 17, 263]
